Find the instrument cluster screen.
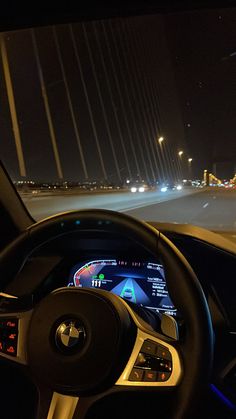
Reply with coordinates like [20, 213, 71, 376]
[68, 259, 176, 316]
[67, 259, 176, 315]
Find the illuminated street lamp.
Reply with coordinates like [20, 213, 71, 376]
[157, 136, 166, 182]
[188, 158, 193, 179]
[177, 150, 184, 181]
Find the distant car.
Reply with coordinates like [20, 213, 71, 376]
[161, 183, 183, 191]
[160, 186, 168, 192]
[123, 287, 133, 299]
[130, 183, 149, 193]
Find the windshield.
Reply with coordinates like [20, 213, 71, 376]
[0, 10, 236, 235]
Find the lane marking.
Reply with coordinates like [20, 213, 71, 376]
[203, 202, 209, 208]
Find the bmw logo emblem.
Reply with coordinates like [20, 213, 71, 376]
[55, 319, 86, 353]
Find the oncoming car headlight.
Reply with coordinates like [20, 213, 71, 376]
[131, 187, 137, 193]
[138, 186, 145, 192]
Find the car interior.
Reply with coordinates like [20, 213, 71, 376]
[0, 3, 236, 419]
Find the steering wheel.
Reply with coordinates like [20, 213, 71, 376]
[0, 209, 213, 419]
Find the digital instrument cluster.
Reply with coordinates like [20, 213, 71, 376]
[67, 259, 177, 316]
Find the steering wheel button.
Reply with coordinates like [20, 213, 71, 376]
[135, 352, 148, 367]
[5, 344, 17, 356]
[7, 332, 17, 340]
[129, 368, 144, 381]
[0, 319, 18, 330]
[158, 360, 172, 372]
[156, 346, 172, 361]
[6, 320, 17, 328]
[144, 370, 157, 382]
[141, 340, 157, 355]
[158, 371, 171, 381]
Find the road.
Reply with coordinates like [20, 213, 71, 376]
[126, 187, 236, 231]
[22, 187, 199, 221]
[21, 187, 236, 232]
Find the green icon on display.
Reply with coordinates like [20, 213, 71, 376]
[99, 273, 105, 280]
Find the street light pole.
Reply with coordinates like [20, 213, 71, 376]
[158, 137, 175, 184]
[158, 136, 167, 182]
[178, 151, 184, 181]
[188, 158, 193, 179]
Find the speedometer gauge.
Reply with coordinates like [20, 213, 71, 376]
[68, 259, 177, 316]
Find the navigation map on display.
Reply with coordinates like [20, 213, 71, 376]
[68, 259, 176, 316]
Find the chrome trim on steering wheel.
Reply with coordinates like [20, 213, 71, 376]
[46, 392, 79, 419]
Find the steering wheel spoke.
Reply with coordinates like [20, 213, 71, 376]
[116, 323, 182, 388]
[36, 388, 107, 419]
[37, 390, 79, 419]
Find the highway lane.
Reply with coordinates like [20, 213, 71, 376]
[125, 188, 236, 231]
[22, 187, 199, 221]
[21, 187, 236, 232]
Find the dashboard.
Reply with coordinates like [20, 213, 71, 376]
[67, 258, 176, 316]
[5, 226, 236, 332]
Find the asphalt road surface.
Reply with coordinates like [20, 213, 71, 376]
[22, 187, 199, 221]
[125, 187, 236, 231]
[22, 187, 236, 232]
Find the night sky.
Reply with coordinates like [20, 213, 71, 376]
[0, 8, 235, 182]
[165, 7, 236, 178]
